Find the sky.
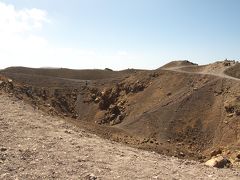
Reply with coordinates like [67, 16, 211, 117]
[0, 0, 240, 70]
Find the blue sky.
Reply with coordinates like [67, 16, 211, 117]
[0, 0, 240, 69]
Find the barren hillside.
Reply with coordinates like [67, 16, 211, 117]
[0, 92, 239, 179]
[0, 60, 240, 167]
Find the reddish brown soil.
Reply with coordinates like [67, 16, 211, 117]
[0, 61, 240, 166]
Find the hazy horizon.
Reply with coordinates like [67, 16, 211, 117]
[0, 0, 240, 70]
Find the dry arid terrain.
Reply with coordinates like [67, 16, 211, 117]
[0, 60, 240, 179]
[0, 92, 239, 179]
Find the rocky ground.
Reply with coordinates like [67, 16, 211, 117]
[1, 61, 240, 163]
[0, 92, 239, 180]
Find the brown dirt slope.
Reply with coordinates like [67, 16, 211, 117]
[0, 61, 240, 165]
[160, 60, 198, 69]
[1, 93, 239, 179]
[225, 62, 240, 79]
[2, 67, 138, 80]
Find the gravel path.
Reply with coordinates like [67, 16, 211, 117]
[163, 64, 240, 81]
[0, 92, 239, 180]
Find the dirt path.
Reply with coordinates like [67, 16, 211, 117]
[162, 65, 240, 81]
[0, 92, 239, 180]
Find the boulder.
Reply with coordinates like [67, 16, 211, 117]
[167, 92, 172, 96]
[227, 113, 234, 118]
[235, 109, 240, 116]
[124, 82, 145, 94]
[99, 99, 108, 110]
[236, 153, 240, 159]
[224, 102, 234, 113]
[118, 113, 126, 121]
[224, 99, 240, 116]
[109, 105, 120, 115]
[109, 113, 116, 121]
[85, 174, 97, 180]
[101, 88, 111, 97]
[205, 156, 231, 168]
[210, 149, 222, 157]
[94, 97, 100, 103]
[223, 61, 231, 66]
[91, 93, 97, 100]
[110, 117, 120, 126]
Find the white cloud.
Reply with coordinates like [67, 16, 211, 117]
[0, 1, 52, 68]
[0, 2, 49, 33]
[0, 2, 155, 70]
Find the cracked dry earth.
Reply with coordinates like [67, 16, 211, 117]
[0, 92, 239, 180]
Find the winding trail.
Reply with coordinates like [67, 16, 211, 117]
[162, 64, 240, 81]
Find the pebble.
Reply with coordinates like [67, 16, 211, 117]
[86, 173, 97, 180]
[0, 147, 7, 152]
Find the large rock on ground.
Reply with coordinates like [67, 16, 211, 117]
[205, 156, 231, 168]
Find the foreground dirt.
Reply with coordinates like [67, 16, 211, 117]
[0, 92, 239, 180]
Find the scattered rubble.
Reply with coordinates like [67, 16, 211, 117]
[224, 98, 240, 116]
[85, 80, 147, 125]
